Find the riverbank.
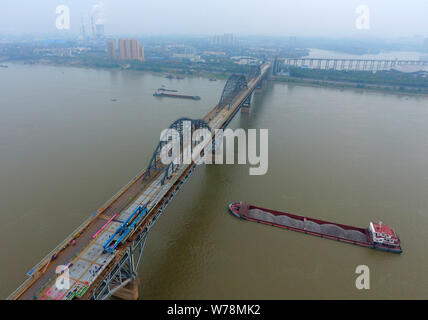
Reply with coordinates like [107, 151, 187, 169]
[4, 57, 234, 81]
[271, 75, 428, 96]
[274, 67, 428, 96]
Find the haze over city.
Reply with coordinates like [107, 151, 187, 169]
[1, 0, 428, 37]
[1, 0, 428, 307]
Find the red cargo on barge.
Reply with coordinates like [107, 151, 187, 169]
[229, 202, 402, 254]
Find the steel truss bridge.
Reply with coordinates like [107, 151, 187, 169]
[8, 62, 271, 300]
[273, 57, 428, 73]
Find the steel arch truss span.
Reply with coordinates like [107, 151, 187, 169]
[248, 65, 261, 79]
[143, 118, 212, 185]
[218, 74, 248, 108]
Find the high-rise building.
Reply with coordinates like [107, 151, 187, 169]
[118, 39, 145, 61]
[107, 40, 116, 60]
[212, 33, 237, 47]
[131, 39, 138, 59]
[125, 39, 131, 59]
[119, 39, 127, 60]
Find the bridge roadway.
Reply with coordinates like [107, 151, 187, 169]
[9, 62, 270, 300]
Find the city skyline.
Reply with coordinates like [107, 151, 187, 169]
[118, 38, 144, 61]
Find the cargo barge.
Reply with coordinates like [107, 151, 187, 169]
[157, 88, 178, 92]
[165, 74, 185, 79]
[229, 202, 402, 253]
[153, 92, 200, 100]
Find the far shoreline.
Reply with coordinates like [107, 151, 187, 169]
[4, 58, 230, 81]
[5, 58, 428, 97]
[270, 75, 428, 97]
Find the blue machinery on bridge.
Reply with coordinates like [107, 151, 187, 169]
[91, 163, 200, 300]
[103, 205, 148, 253]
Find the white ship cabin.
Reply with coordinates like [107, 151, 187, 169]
[369, 222, 398, 245]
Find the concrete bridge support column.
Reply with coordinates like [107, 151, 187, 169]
[112, 276, 140, 300]
[363, 60, 368, 71]
[333, 60, 338, 70]
[384, 61, 389, 70]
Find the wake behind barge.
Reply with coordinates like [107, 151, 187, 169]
[229, 202, 402, 253]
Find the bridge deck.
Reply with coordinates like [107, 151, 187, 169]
[10, 63, 270, 300]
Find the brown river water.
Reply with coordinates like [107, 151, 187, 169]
[1, 63, 428, 299]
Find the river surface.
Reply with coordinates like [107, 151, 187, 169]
[1, 63, 428, 299]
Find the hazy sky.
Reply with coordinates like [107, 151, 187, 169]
[1, 0, 427, 37]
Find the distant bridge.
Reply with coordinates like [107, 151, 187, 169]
[274, 57, 428, 73]
[8, 62, 271, 300]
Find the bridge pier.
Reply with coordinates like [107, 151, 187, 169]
[112, 277, 140, 300]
